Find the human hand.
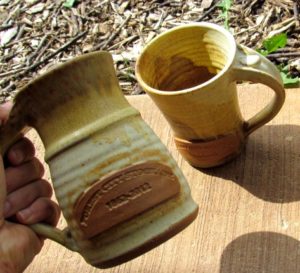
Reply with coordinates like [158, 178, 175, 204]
[0, 102, 60, 273]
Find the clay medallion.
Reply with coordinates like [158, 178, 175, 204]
[74, 162, 181, 239]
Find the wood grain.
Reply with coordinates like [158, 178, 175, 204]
[25, 84, 300, 273]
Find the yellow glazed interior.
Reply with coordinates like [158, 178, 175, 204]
[136, 23, 236, 92]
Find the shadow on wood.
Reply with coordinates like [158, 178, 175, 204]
[220, 232, 300, 273]
[201, 124, 300, 203]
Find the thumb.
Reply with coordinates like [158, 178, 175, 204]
[0, 102, 10, 227]
[0, 156, 6, 228]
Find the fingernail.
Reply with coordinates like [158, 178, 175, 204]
[18, 208, 31, 221]
[0, 102, 12, 125]
[11, 149, 24, 164]
[4, 201, 11, 217]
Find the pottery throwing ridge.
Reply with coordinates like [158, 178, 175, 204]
[0, 51, 198, 268]
[136, 23, 285, 168]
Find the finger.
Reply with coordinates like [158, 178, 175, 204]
[16, 198, 60, 227]
[5, 157, 45, 193]
[2, 221, 43, 272]
[0, 101, 13, 124]
[4, 179, 52, 218]
[0, 157, 6, 227]
[6, 137, 36, 166]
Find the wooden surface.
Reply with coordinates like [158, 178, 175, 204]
[25, 84, 300, 273]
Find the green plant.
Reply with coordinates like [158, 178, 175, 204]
[258, 33, 287, 56]
[279, 64, 300, 86]
[217, 0, 232, 30]
[64, 0, 76, 8]
[258, 33, 299, 87]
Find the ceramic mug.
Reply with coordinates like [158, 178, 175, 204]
[0, 51, 198, 268]
[135, 22, 285, 168]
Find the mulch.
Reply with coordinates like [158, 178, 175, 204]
[0, 0, 299, 102]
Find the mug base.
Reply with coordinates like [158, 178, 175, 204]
[92, 205, 198, 268]
[174, 133, 246, 168]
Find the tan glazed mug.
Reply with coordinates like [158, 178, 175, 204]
[0, 51, 198, 268]
[136, 23, 285, 168]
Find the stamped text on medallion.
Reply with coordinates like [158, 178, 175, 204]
[74, 162, 181, 239]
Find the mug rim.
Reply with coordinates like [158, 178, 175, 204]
[135, 22, 237, 95]
[17, 51, 112, 96]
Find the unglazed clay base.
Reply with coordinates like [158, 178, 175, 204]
[174, 134, 245, 168]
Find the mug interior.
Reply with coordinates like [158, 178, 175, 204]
[136, 24, 236, 92]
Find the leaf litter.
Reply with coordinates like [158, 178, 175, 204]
[0, 0, 299, 102]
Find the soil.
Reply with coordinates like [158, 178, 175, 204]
[0, 0, 299, 102]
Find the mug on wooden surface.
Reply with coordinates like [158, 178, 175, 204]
[136, 23, 285, 168]
[0, 51, 198, 268]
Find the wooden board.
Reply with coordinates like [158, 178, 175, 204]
[25, 84, 300, 273]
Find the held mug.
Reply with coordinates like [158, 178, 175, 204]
[135, 23, 285, 168]
[0, 51, 198, 268]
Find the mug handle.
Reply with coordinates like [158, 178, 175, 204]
[231, 45, 285, 137]
[0, 110, 78, 252]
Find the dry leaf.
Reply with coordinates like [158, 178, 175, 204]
[200, 0, 214, 9]
[0, 27, 18, 46]
[0, 0, 9, 5]
[26, 3, 45, 14]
